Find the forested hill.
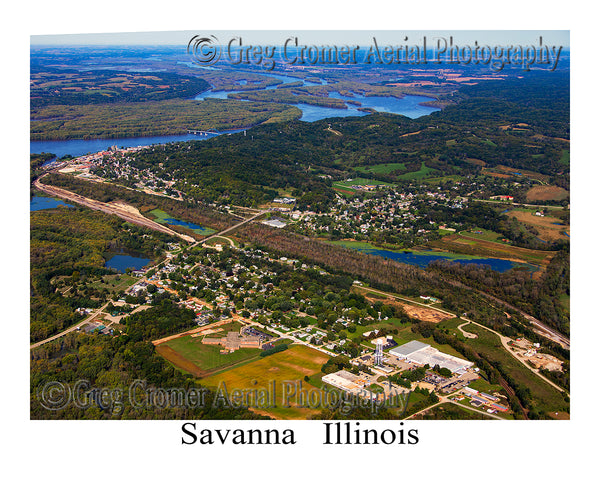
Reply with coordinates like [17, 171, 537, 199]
[30, 68, 210, 107]
[124, 71, 569, 207]
[427, 71, 570, 139]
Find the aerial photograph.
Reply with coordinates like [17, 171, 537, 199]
[29, 29, 571, 424]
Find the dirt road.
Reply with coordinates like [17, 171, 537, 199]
[34, 175, 195, 243]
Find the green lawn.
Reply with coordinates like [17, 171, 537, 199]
[354, 163, 406, 175]
[165, 335, 262, 371]
[88, 273, 137, 293]
[397, 162, 436, 180]
[559, 149, 570, 166]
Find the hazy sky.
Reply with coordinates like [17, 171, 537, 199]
[31, 30, 570, 48]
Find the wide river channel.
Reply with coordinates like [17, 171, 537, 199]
[31, 72, 439, 158]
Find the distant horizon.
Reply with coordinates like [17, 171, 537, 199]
[30, 30, 570, 48]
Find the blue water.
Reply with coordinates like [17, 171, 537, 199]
[30, 132, 223, 159]
[160, 216, 213, 234]
[194, 72, 438, 122]
[329, 92, 439, 119]
[105, 254, 151, 273]
[30, 196, 73, 211]
[31, 70, 438, 157]
[357, 248, 518, 272]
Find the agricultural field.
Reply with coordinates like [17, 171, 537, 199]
[525, 185, 569, 202]
[199, 345, 332, 419]
[505, 209, 570, 242]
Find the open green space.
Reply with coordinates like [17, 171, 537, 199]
[460, 323, 569, 414]
[559, 294, 570, 314]
[88, 273, 137, 294]
[422, 175, 464, 185]
[559, 149, 570, 165]
[165, 335, 262, 372]
[466, 377, 505, 395]
[460, 228, 504, 244]
[353, 162, 406, 175]
[396, 162, 436, 180]
[333, 177, 393, 189]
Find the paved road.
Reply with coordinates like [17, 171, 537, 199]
[354, 285, 567, 395]
[30, 302, 110, 349]
[29, 205, 262, 349]
[404, 396, 505, 420]
[195, 211, 266, 247]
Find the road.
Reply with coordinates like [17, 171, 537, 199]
[471, 198, 567, 210]
[353, 285, 567, 395]
[195, 211, 266, 246]
[30, 302, 110, 349]
[404, 396, 505, 420]
[29, 201, 263, 349]
[34, 175, 195, 243]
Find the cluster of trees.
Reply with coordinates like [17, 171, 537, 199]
[30, 207, 170, 342]
[30, 299, 268, 419]
[30, 68, 210, 107]
[260, 343, 289, 357]
[428, 247, 570, 335]
[235, 222, 528, 332]
[41, 173, 239, 234]
[31, 99, 301, 141]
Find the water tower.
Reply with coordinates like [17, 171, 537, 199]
[374, 338, 384, 366]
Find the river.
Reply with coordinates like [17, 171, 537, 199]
[30, 71, 439, 158]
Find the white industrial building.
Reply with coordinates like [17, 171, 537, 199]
[389, 340, 473, 374]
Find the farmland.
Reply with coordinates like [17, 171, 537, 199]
[525, 185, 569, 202]
[505, 209, 570, 242]
[199, 345, 331, 419]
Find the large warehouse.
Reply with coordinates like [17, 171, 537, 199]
[389, 340, 473, 374]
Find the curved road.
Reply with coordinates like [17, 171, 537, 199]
[354, 285, 567, 395]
